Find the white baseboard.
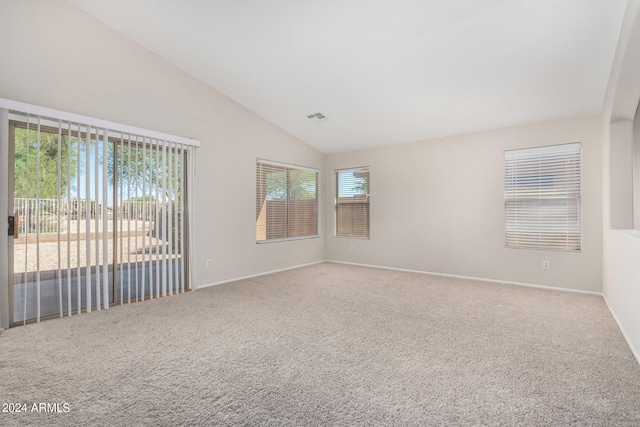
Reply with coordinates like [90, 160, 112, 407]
[196, 260, 325, 289]
[199, 258, 603, 296]
[602, 295, 640, 366]
[326, 260, 603, 296]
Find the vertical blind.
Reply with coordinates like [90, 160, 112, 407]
[505, 143, 581, 251]
[3, 98, 198, 325]
[335, 167, 370, 238]
[256, 160, 319, 242]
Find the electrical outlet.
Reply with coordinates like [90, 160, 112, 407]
[542, 260, 550, 270]
[206, 259, 212, 268]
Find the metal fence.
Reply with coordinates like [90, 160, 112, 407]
[13, 198, 159, 235]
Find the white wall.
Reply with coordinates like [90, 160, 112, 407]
[0, 0, 325, 290]
[326, 115, 603, 293]
[602, 0, 640, 363]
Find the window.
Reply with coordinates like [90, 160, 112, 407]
[256, 160, 318, 242]
[335, 167, 370, 238]
[505, 143, 581, 251]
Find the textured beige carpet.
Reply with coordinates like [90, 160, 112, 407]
[1, 262, 639, 426]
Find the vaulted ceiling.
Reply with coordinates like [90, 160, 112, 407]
[69, 0, 628, 154]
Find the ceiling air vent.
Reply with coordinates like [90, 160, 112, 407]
[306, 112, 329, 123]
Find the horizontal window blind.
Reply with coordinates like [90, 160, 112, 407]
[336, 167, 370, 238]
[505, 143, 581, 251]
[256, 160, 318, 242]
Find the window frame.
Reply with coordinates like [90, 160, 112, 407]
[335, 166, 370, 239]
[256, 159, 319, 244]
[504, 143, 582, 252]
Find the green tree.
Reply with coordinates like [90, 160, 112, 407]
[352, 176, 368, 194]
[106, 144, 183, 201]
[13, 127, 76, 199]
[106, 143, 185, 249]
[266, 169, 317, 200]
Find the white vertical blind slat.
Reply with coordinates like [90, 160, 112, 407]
[188, 147, 196, 290]
[66, 121, 72, 317]
[76, 125, 81, 315]
[167, 140, 174, 295]
[102, 128, 109, 310]
[141, 138, 147, 300]
[161, 140, 167, 297]
[179, 144, 185, 294]
[93, 128, 103, 310]
[35, 118, 41, 322]
[127, 135, 132, 305]
[174, 143, 181, 293]
[94, 127, 101, 311]
[118, 136, 124, 305]
[85, 128, 91, 313]
[134, 136, 140, 302]
[57, 122, 62, 317]
[155, 145, 160, 299]
[85, 126, 92, 314]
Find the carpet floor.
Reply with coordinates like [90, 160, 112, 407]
[1, 262, 639, 426]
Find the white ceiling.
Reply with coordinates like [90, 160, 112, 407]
[69, 0, 628, 154]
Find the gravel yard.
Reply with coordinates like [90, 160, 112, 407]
[12, 235, 179, 275]
[11, 216, 183, 277]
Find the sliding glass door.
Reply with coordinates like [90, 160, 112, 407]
[7, 114, 191, 326]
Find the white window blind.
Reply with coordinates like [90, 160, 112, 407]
[256, 160, 319, 242]
[335, 167, 370, 238]
[505, 143, 581, 251]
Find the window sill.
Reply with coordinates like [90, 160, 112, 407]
[256, 235, 319, 244]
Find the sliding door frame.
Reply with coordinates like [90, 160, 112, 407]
[7, 121, 193, 326]
[2, 98, 198, 328]
[6, 121, 16, 327]
[0, 110, 8, 329]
